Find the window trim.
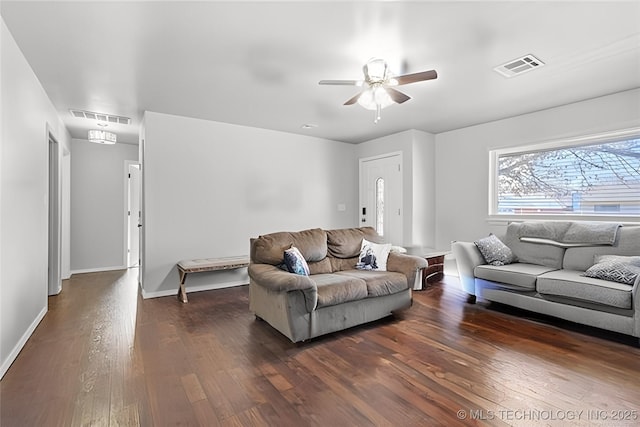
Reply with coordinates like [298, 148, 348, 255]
[488, 127, 640, 222]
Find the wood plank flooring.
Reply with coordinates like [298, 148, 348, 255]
[2, 269, 639, 426]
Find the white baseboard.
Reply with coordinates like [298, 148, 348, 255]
[1, 305, 47, 380]
[70, 265, 127, 275]
[141, 280, 248, 299]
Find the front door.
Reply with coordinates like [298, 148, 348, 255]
[359, 153, 403, 245]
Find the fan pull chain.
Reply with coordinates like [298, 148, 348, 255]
[374, 103, 382, 124]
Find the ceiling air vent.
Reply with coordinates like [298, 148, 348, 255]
[70, 109, 131, 125]
[494, 54, 545, 78]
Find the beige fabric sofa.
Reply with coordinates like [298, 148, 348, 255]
[249, 227, 427, 342]
[452, 222, 640, 341]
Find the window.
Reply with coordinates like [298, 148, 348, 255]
[375, 177, 384, 236]
[491, 129, 640, 217]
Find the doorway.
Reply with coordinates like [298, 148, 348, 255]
[126, 163, 141, 268]
[48, 134, 61, 295]
[359, 152, 403, 245]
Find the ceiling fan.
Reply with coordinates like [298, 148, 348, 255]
[319, 58, 438, 123]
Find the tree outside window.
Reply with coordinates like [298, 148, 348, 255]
[497, 137, 640, 215]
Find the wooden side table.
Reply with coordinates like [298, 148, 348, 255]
[405, 248, 450, 289]
[423, 253, 446, 284]
[176, 256, 249, 303]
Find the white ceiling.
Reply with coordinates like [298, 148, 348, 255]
[2, 1, 639, 144]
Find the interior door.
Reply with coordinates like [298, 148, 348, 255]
[359, 153, 403, 245]
[127, 163, 141, 268]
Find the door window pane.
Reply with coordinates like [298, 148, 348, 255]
[376, 177, 384, 235]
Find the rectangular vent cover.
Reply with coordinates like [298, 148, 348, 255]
[494, 54, 545, 78]
[70, 109, 131, 125]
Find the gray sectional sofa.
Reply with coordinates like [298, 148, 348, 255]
[248, 227, 427, 342]
[452, 221, 640, 341]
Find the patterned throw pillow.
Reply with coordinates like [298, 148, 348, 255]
[283, 246, 310, 276]
[583, 255, 640, 285]
[356, 239, 392, 271]
[474, 234, 516, 266]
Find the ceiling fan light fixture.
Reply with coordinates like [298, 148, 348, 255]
[357, 85, 394, 124]
[357, 86, 394, 111]
[88, 129, 117, 144]
[320, 57, 437, 124]
[363, 58, 389, 82]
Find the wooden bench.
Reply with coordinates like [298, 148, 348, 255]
[176, 256, 249, 303]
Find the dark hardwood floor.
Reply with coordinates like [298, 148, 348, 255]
[2, 269, 639, 426]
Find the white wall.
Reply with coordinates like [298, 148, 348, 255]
[140, 111, 358, 298]
[356, 129, 436, 248]
[70, 139, 139, 273]
[435, 89, 640, 251]
[411, 130, 436, 248]
[1, 18, 71, 378]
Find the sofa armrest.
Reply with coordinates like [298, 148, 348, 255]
[248, 263, 318, 312]
[387, 252, 428, 289]
[451, 241, 486, 296]
[633, 275, 640, 338]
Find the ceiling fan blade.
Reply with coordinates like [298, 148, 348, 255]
[386, 87, 411, 104]
[343, 92, 362, 105]
[394, 70, 438, 85]
[319, 79, 362, 86]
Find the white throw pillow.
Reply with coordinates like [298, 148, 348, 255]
[356, 238, 392, 271]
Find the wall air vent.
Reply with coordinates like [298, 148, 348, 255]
[494, 54, 545, 78]
[69, 109, 131, 125]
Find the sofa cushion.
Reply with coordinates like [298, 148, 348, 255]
[313, 274, 368, 308]
[518, 221, 572, 241]
[474, 263, 558, 291]
[503, 223, 566, 269]
[356, 239, 392, 271]
[537, 269, 633, 309]
[253, 228, 327, 265]
[513, 221, 621, 246]
[307, 257, 333, 275]
[336, 270, 407, 297]
[326, 227, 382, 259]
[563, 226, 640, 271]
[474, 234, 516, 266]
[329, 256, 358, 272]
[583, 255, 640, 285]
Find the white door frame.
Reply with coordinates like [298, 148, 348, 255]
[60, 148, 71, 280]
[358, 151, 403, 244]
[124, 160, 141, 268]
[138, 138, 145, 288]
[48, 131, 62, 295]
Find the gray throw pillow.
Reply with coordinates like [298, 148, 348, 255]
[474, 234, 516, 266]
[583, 255, 640, 285]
